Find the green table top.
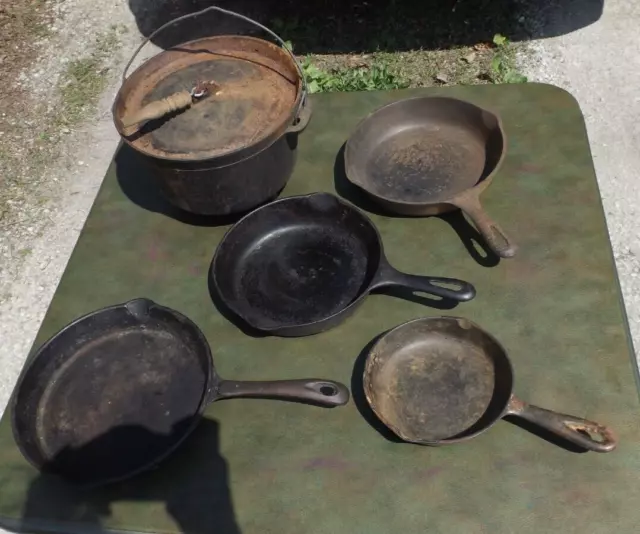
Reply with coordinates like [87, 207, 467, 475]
[0, 83, 638, 534]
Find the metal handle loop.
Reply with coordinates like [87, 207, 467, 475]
[121, 6, 307, 108]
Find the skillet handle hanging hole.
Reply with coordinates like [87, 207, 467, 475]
[217, 379, 350, 407]
[452, 196, 517, 259]
[426, 277, 477, 301]
[509, 398, 618, 453]
[564, 421, 618, 450]
[372, 264, 476, 303]
[306, 380, 349, 404]
[318, 384, 338, 396]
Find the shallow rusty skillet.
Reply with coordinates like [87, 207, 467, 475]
[344, 96, 517, 258]
[363, 317, 617, 452]
[11, 299, 350, 487]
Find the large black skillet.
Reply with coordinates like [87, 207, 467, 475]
[363, 317, 617, 452]
[211, 192, 476, 337]
[11, 299, 350, 487]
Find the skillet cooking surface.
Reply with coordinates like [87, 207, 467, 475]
[40, 328, 205, 452]
[364, 318, 512, 442]
[364, 123, 485, 203]
[14, 305, 210, 484]
[213, 195, 381, 328]
[237, 223, 370, 324]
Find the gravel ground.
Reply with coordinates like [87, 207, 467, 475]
[0, 0, 157, 414]
[0, 0, 638, 421]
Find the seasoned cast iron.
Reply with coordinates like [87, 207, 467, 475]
[344, 96, 517, 258]
[363, 316, 617, 452]
[11, 299, 349, 487]
[211, 193, 476, 337]
[112, 6, 311, 216]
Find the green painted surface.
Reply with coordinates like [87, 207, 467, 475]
[0, 83, 638, 534]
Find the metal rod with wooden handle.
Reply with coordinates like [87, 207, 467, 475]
[122, 90, 194, 129]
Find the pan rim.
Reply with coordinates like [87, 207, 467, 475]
[363, 315, 514, 445]
[10, 298, 214, 486]
[344, 95, 508, 208]
[210, 192, 384, 334]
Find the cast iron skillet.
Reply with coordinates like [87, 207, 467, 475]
[211, 192, 476, 337]
[363, 316, 617, 452]
[11, 298, 350, 487]
[344, 96, 517, 258]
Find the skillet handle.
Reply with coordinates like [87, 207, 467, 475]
[450, 194, 517, 258]
[507, 396, 617, 453]
[217, 379, 350, 407]
[371, 263, 476, 302]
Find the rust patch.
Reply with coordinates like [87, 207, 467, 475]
[364, 318, 496, 443]
[367, 123, 485, 203]
[113, 35, 300, 161]
[507, 395, 527, 413]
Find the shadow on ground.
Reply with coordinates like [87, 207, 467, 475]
[127, 0, 604, 53]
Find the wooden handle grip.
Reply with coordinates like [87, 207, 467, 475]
[122, 90, 193, 128]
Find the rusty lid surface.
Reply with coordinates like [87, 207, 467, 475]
[113, 36, 301, 162]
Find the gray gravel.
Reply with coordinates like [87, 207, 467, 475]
[0, 0, 158, 416]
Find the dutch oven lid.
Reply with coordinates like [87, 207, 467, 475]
[114, 34, 302, 164]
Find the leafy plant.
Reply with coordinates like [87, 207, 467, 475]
[302, 59, 409, 93]
[489, 33, 528, 84]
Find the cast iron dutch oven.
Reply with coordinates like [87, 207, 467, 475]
[112, 6, 311, 216]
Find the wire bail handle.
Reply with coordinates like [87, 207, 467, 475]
[121, 6, 308, 112]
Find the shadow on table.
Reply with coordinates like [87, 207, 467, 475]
[503, 415, 590, 453]
[114, 143, 242, 227]
[126, 0, 604, 54]
[16, 418, 242, 534]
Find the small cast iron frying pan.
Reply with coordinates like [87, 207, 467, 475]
[344, 96, 517, 258]
[211, 192, 476, 337]
[363, 317, 617, 452]
[11, 298, 350, 487]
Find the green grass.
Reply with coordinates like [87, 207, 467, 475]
[0, 25, 126, 219]
[56, 27, 124, 126]
[488, 34, 528, 84]
[285, 29, 527, 94]
[302, 59, 409, 93]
